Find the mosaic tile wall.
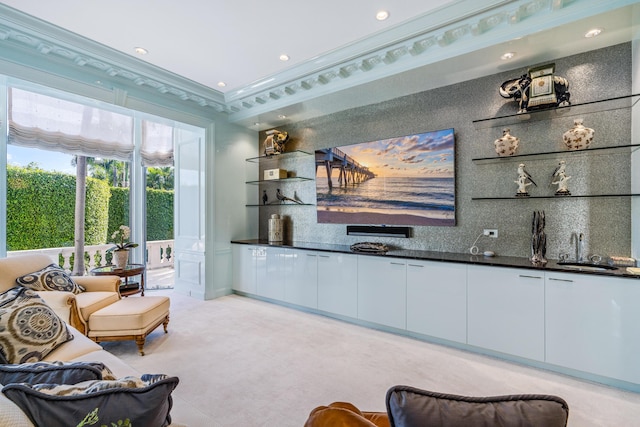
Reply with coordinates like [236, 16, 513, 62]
[256, 43, 633, 260]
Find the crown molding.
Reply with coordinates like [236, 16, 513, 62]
[224, 0, 513, 104]
[0, 3, 229, 114]
[224, 0, 636, 123]
[0, 0, 635, 125]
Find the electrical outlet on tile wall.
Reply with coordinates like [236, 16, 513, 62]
[483, 229, 498, 238]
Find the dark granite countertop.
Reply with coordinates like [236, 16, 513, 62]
[231, 239, 640, 280]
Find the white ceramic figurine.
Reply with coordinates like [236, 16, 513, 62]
[515, 163, 536, 197]
[551, 160, 571, 196]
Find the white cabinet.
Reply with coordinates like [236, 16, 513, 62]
[545, 272, 640, 384]
[406, 260, 467, 343]
[285, 250, 318, 309]
[317, 252, 358, 318]
[357, 256, 406, 329]
[467, 265, 544, 361]
[232, 243, 640, 389]
[231, 244, 260, 294]
[256, 246, 288, 300]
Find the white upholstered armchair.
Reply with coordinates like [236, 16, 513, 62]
[0, 254, 121, 335]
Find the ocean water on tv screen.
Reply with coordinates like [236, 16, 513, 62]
[316, 176, 454, 220]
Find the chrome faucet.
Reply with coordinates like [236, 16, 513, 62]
[571, 232, 585, 262]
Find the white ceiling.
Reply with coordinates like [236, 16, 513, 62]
[0, 1, 637, 129]
[0, 0, 456, 93]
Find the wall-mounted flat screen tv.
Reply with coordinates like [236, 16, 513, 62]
[315, 128, 455, 226]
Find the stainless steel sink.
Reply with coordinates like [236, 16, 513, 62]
[557, 261, 618, 271]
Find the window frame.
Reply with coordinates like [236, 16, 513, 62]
[0, 76, 199, 262]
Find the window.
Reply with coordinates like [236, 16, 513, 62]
[2, 81, 186, 289]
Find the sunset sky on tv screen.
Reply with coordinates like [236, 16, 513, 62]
[315, 128, 455, 227]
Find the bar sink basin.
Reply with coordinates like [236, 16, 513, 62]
[557, 261, 618, 271]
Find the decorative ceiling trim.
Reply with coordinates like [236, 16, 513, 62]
[0, 0, 635, 122]
[0, 4, 230, 113]
[224, 0, 635, 122]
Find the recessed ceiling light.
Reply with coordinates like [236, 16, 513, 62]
[501, 52, 516, 60]
[279, 54, 290, 61]
[133, 47, 148, 55]
[376, 10, 389, 21]
[584, 28, 603, 38]
[217, 81, 227, 88]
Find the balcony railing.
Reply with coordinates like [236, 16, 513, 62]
[7, 240, 174, 273]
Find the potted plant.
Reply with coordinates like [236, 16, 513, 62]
[107, 225, 138, 269]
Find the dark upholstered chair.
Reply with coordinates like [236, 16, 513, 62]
[304, 385, 569, 427]
[386, 385, 569, 427]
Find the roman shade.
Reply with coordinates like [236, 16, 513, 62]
[8, 87, 134, 161]
[141, 120, 174, 167]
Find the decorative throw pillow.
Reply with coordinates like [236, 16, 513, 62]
[3, 374, 179, 427]
[0, 361, 114, 386]
[386, 385, 569, 427]
[15, 263, 85, 294]
[0, 286, 74, 364]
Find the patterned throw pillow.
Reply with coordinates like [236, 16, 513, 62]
[16, 264, 85, 294]
[3, 374, 179, 427]
[0, 286, 74, 364]
[0, 361, 114, 386]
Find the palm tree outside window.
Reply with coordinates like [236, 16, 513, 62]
[7, 87, 133, 274]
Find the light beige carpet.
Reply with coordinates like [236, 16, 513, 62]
[102, 291, 640, 427]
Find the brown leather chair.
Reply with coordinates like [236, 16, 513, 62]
[305, 386, 569, 427]
[304, 402, 389, 427]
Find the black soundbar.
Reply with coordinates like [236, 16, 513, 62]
[346, 225, 411, 238]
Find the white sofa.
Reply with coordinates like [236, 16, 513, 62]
[0, 255, 187, 427]
[0, 325, 146, 426]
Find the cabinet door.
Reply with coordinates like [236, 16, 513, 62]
[467, 265, 544, 361]
[256, 246, 287, 300]
[285, 250, 318, 309]
[317, 252, 358, 318]
[406, 260, 467, 343]
[231, 244, 258, 294]
[546, 272, 640, 384]
[357, 256, 406, 329]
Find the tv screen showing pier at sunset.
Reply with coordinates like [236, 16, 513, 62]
[315, 128, 455, 227]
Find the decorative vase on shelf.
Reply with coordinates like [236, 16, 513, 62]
[530, 210, 547, 266]
[268, 214, 283, 243]
[563, 118, 594, 150]
[494, 128, 519, 156]
[113, 249, 129, 270]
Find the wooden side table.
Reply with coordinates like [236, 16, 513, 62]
[91, 264, 146, 296]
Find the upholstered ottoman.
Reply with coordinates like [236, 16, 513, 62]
[88, 296, 170, 355]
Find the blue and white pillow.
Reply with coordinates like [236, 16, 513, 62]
[0, 361, 114, 386]
[3, 374, 178, 427]
[16, 264, 85, 294]
[0, 286, 74, 364]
